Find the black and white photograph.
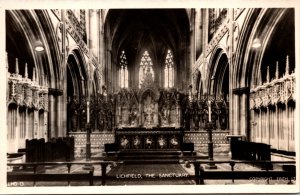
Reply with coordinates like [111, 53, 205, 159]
[1, 0, 299, 194]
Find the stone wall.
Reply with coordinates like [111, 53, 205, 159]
[69, 132, 114, 158]
[184, 131, 230, 155]
[70, 131, 230, 158]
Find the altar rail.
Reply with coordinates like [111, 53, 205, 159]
[7, 160, 295, 186]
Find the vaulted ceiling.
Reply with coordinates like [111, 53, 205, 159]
[105, 9, 190, 67]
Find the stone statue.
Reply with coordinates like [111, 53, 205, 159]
[71, 110, 78, 132]
[81, 109, 86, 131]
[143, 96, 155, 128]
[121, 105, 129, 126]
[129, 107, 138, 126]
[160, 104, 169, 126]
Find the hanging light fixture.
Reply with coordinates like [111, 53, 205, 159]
[34, 40, 44, 52]
[252, 38, 261, 48]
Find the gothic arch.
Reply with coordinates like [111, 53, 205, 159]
[67, 47, 88, 98]
[234, 8, 293, 89]
[6, 10, 61, 89]
[207, 45, 229, 96]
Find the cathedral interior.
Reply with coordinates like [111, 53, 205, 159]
[4, 8, 297, 187]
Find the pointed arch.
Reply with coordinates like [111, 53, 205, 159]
[207, 45, 229, 96]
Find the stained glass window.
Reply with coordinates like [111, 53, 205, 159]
[119, 50, 128, 88]
[164, 49, 174, 88]
[139, 50, 154, 88]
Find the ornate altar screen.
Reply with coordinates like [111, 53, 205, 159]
[115, 83, 183, 151]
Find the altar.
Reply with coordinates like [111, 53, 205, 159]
[115, 127, 183, 150]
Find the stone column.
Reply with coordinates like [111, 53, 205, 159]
[15, 106, 20, 152]
[34, 109, 39, 138]
[259, 108, 262, 143]
[228, 8, 235, 136]
[48, 94, 55, 138]
[266, 107, 270, 145]
[285, 102, 289, 151]
[59, 75, 68, 137]
[25, 108, 29, 141]
[201, 9, 209, 95]
[55, 9, 68, 138]
[43, 111, 48, 142]
[190, 9, 196, 86]
[240, 93, 247, 137]
[234, 94, 240, 135]
[99, 10, 105, 91]
[195, 9, 202, 59]
[89, 10, 100, 60]
[202, 9, 208, 56]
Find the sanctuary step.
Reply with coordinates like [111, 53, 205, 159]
[115, 150, 198, 164]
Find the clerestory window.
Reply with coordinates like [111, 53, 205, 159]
[164, 49, 174, 88]
[119, 50, 128, 88]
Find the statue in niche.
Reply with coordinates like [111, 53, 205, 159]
[170, 105, 176, 125]
[121, 104, 129, 126]
[103, 112, 108, 131]
[183, 107, 190, 130]
[160, 104, 170, 126]
[98, 110, 104, 131]
[201, 110, 208, 129]
[220, 109, 227, 130]
[143, 95, 155, 128]
[81, 109, 86, 131]
[107, 110, 113, 131]
[129, 107, 139, 126]
[71, 110, 78, 132]
[193, 110, 200, 130]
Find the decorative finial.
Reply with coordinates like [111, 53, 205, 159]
[266, 66, 270, 83]
[275, 61, 279, 79]
[32, 67, 36, 82]
[258, 72, 262, 86]
[285, 55, 290, 75]
[15, 58, 19, 74]
[24, 63, 28, 78]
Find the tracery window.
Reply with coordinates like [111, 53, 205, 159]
[164, 49, 174, 88]
[119, 50, 128, 88]
[139, 50, 154, 88]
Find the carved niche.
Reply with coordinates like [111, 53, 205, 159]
[142, 90, 156, 128]
[116, 87, 185, 129]
[158, 90, 178, 127]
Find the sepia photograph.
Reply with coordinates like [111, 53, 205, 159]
[1, 0, 299, 194]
